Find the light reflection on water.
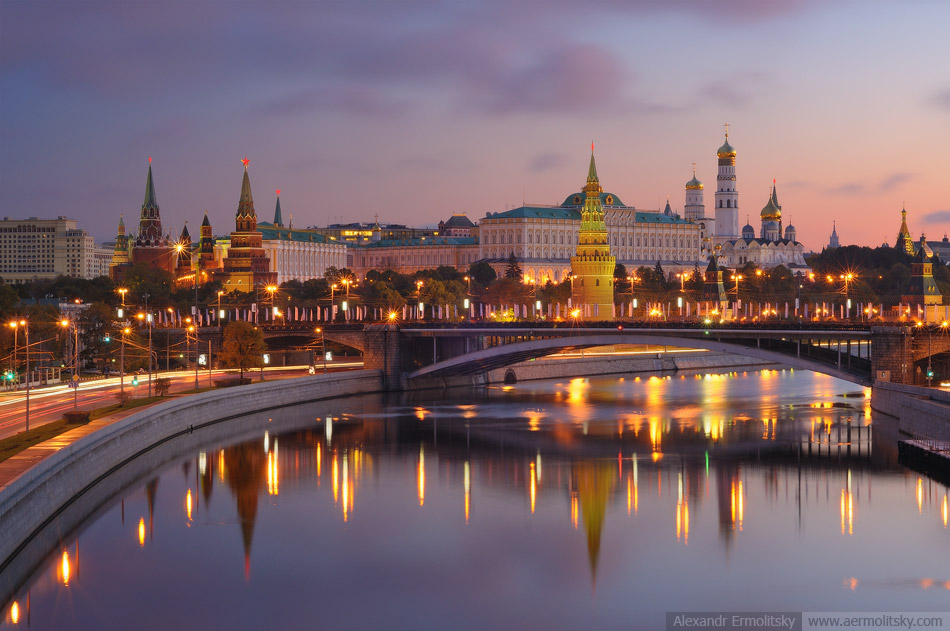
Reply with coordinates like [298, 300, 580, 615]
[3, 369, 948, 630]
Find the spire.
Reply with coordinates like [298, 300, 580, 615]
[180, 222, 190, 240]
[237, 163, 256, 219]
[201, 211, 211, 227]
[587, 143, 599, 183]
[143, 161, 158, 210]
[770, 179, 780, 208]
[273, 190, 283, 227]
[117, 214, 125, 234]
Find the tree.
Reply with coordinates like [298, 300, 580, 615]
[505, 252, 522, 281]
[468, 261, 497, 287]
[78, 302, 118, 373]
[219, 321, 266, 380]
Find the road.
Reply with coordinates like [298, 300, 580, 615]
[0, 362, 362, 440]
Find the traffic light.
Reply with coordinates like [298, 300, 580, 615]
[927, 368, 935, 378]
[132, 376, 139, 387]
[103, 336, 111, 343]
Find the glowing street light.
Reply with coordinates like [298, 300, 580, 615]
[60, 318, 80, 409]
[8, 319, 29, 431]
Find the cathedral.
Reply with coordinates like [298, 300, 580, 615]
[697, 130, 808, 271]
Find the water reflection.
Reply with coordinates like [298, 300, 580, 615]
[7, 370, 950, 629]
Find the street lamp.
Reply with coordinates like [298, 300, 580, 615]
[137, 296, 153, 397]
[315, 327, 327, 373]
[188, 324, 199, 390]
[60, 318, 79, 410]
[8, 320, 29, 431]
[217, 290, 225, 323]
[120, 326, 130, 395]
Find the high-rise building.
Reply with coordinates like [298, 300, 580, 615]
[828, 222, 839, 249]
[570, 150, 615, 320]
[714, 128, 739, 243]
[0, 216, 109, 283]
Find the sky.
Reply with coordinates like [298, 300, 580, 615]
[1, 0, 949, 251]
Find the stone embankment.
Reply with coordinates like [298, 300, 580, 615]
[0, 370, 383, 582]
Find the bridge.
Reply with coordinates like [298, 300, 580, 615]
[153, 322, 950, 390]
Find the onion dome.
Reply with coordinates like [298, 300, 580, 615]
[686, 163, 703, 189]
[742, 222, 755, 239]
[784, 223, 797, 241]
[717, 135, 736, 158]
[760, 190, 781, 219]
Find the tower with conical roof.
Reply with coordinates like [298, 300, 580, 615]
[217, 159, 277, 293]
[273, 190, 284, 228]
[714, 126, 739, 243]
[130, 159, 175, 273]
[570, 148, 616, 320]
[684, 163, 704, 222]
[895, 206, 916, 256]
[703, 251, 728, 307]
[760, 181, 782, 241]
[902, 234, 942, 305]
[828, 221, 840, 249]
[174, 223, 194, 285]
[199, 212, 217, 273]
[111, 214, 130, 268]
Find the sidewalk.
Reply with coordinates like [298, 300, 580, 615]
[0, 366, 329, 492]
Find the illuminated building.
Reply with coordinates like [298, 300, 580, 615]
[895, 205, 916, 256]
[479, 156, 702, 285]
[438, 213, 476, 237]
[717, 183, 808, 271]
[215, 160, 278, 293]
[570, 149, 616, 320]
[112, 214, 130, 267]
[703, 253, 728, 306]
[0, 216, 110, 283]
[130, 159, 176, 274]
[350, 235, 479, 279]
[254, 192, 347, 283]
[902, 235, 943, 305]
[173, 223, 193, 286]
[198, 212, 216, 274]
[713, 127, 740, 243]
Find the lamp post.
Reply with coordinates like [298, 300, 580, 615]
[118, 287, 128, 307]
[189, 324, 198, 390]
[60, 318, 79, 410]
[120, 325, 130, 395]
[315, 327, 327, 373]
[139, 292, 153, 397]
[416, 280, 424, 320]
[8, 320, 29, 431]
[217, 290, 225, 325]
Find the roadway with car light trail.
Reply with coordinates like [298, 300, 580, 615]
[0, 363, 362, 440]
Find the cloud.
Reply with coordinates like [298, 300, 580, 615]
[878, 172, 913, 192]
[477, 44, 630, 115]
[251, 87, 409, 119]
[930, 88, 950, 110]
[922, 210, 950, 224]
[827, 182, 864, 196]
[698, 72, 769, 108]
[529, 153, 569, 172]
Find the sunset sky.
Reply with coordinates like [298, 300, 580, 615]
[1, 1, 948, 251]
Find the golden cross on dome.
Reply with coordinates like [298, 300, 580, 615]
[723, 122, 730, 138]
[242, 157, 249, 169]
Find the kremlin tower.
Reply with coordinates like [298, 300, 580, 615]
[173, 223, 193, 286]
[111, 214, 129, 269]
[570, 147, 616, 320]
[714, 126, 739, 244]
[199, 212, 217, 274]
[216, 159, 277, 293]
[131, 159, 175, 273]
[895, 206, 916, 256]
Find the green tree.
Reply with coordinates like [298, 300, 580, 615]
[467, 261, 497, 287]
[505, 252, 522, 281]
[77, 302, 118, 373]
[219, 321, 265, 380]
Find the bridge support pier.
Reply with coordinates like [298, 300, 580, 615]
[363, 324, 406, 391]
[871, 326, 912, 384]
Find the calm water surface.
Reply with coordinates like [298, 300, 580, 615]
[3, 369, 949, 630]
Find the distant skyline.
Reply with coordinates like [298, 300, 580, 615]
[1, 1, 948, 250]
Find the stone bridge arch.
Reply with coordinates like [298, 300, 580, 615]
[407, 333, 872, 386]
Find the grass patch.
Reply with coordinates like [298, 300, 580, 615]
[0, 395, 166, 464]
